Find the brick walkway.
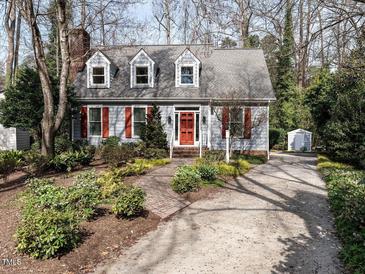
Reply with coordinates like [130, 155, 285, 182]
[135, 158, 193, 219]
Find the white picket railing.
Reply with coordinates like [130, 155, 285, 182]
[169, 131, 174, 159]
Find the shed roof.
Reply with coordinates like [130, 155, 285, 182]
[74, 44, 275, 102]
[288, 129, 312, 134]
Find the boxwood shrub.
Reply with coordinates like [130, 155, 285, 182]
[171, 165, 201, 193]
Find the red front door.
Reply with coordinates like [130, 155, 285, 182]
[180, 112, 194, 145]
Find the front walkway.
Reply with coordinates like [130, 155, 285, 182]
[135, 159, 193, 219]
[95, 153, 343, 274]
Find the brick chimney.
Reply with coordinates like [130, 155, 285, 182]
[69, 28, 90, 82]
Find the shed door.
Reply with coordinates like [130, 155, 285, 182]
[294, 133, 304, 151]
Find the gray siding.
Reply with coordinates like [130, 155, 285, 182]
[72, 104, 268, 152]
[210, 106, 268, 151]
[0, 125, 30, 150]
[15, 129, 30, 150]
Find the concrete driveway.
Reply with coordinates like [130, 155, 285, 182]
[94, 153, 343, 274]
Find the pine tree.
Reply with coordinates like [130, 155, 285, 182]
[140, 105, 168, 149]
[271, 0, 299, 131]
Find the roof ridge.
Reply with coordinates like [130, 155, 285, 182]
[92, 43, 213, 49]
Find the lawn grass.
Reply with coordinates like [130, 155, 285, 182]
[317, 154, 365, 274]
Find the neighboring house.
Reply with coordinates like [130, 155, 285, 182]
[0, 89, 31, 151]
[71, 29, 275, 157]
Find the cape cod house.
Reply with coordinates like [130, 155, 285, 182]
[71, 29, 275, 157]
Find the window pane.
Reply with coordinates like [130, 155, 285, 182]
[181, 67, 193, 75]
[133, 108, 146, 122]
[136, 76, 148, 84]
[181, 75, 193, 84]
[134, 122, 144, 137]
[196, 113, 199, 141]
[90, 122, 101, 136]
[93, 76, 105, 84]
[136, 67, 148, 75]
[93, 67, 104, 75]
[89, 108, 101, 122]
[175, 113, 178, 141]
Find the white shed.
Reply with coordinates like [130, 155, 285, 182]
[287, 129, 312, 152]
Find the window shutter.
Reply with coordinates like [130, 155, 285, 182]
[81, 106, 88, 138]
[244, 108, 252, 139]
[125, 107, 132, 138]
[147, 106, 153, 122]
[102, 107, 109, 138]
[222, 107, 229, 139]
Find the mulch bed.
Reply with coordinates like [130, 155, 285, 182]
[0, 160, 161, 274]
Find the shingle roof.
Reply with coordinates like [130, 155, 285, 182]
[74, 44, 275, 102]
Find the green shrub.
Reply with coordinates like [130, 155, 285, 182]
[101, 144, 134, 167]
[234, 154, 266, 165]
[55, 135, 74, 154]
[236, 159, 250, 173]
[119, 162, 146, 177]
[101, 136, 120, 146]
[67, 170, 101, 219]
[16, 208, 81, 259]
[112, 186, 145, 217]
[24, 150, 49, 175]
[0, 150, 24, 180]
[318, 155, 365, 273]
[97, 169, 126, 199]
[214, 162, 239, 177]
[143, 148, 167, 159]
[50, 150, 93, 172]
[196, 164, 218, 181]
[140, 105, 167, 149]
[171, 165, 201, 193]
[134, 158, 170, 169]
[269, 128, 285, 149]
[203, 150, 225, 162]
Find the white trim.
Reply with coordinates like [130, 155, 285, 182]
[131, 105, 148, 138]
[267, 105, 270, 160]
[179, 65, 195, 86]
[173, 105, 201, 147]
[129, 49, 155, 88]
[208, 106, 212, 149]
[88, 106, 103, 138]
[86, 51, 111, 89]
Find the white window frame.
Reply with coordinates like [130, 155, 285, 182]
[174, 49, 200, 88]
[88, 106, 103, 137]
[135, 65, 149, 86]
[86, 51, 111, 89]
[179, 65, 195, 86]
[129, 49, 155, 88]
[132, 105, 148, 138]
[91, 66, 106, 86]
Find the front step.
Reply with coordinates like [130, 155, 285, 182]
[172, 147, 207, 158]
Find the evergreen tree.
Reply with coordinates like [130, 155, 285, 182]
[271, 0, 300, 131]
[140, 105, 167, 149]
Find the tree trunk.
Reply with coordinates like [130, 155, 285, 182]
[5, 0, 16, 87]
[13, 9, 21, 74]
[19, 0, 70, 158]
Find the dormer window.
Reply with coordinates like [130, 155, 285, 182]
[92, 67, 105, 84]
[136, 66, 149, 84]
[130, 49, 155, 88]
[86, 51, 114, 88]
[175, 48, 200, 88]
[181, 66, 194, 84]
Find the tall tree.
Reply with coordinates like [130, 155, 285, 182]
[18, 0, 71, 157]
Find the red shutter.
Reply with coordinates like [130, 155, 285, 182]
[125, 107, 132, 138]
[102, 107, 109, 138]
[147, 106, 153, 122]
[222, 107, 229, 139]
[81, 106, 88, 138]
[244, 108, 252, 139]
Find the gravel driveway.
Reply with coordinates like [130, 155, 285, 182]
[94, 152, 343, 274]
